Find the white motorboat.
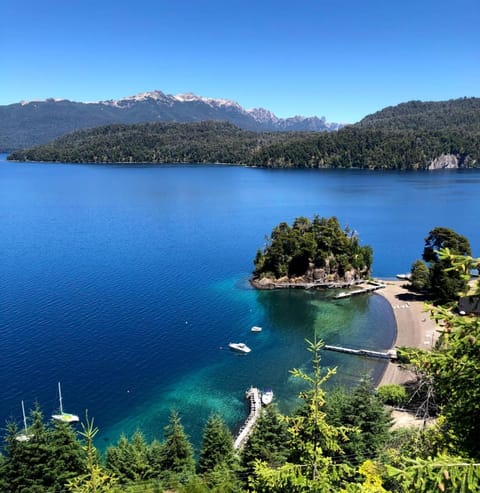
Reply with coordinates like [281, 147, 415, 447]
[261, 388, 273, 405]
[228, 342, 251, 353]
[251, 326, 262, 332]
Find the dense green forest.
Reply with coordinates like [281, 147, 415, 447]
[358, 98, 480, 132]
[252, 216, 372, 285]
[8, 97, 480, 169]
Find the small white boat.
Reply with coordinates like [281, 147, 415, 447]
[52, 382, 80, 423]
[396, 273, 411, 280]
[261, 388, 273, 405]
[251, 326, 262, 332]
[228, 342, 251, 353]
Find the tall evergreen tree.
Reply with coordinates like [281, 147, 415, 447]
[326, 380, 393, 464]
[198, 414, 236, 474]
[105, 431, 152, 482]
[158, 410, 195, 483]
[241, 405, 290, 473]
[251, 338, 354, 492]
[66, 414, 117, 493]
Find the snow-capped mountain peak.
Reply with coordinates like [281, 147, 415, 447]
[99, 90, 170, 107]
[174, 92, 242, 110]
[247, 107, 279, 124]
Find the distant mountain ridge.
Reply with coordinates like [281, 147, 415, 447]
[0, 90, 341, 151]
[10, 96, 480, 170]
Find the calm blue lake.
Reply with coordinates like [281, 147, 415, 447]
[1, 154, 479, 450]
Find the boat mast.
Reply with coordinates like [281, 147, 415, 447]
[21, 400, 28, 435]
[58, 382, 64, 415]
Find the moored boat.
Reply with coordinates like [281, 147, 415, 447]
[228, 342, 251, 353]
[251, 326, 262, 332]
[52, 382, 80, 423]
[261, 388, 273, 405]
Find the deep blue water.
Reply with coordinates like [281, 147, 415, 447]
[1, 154, 479, 450]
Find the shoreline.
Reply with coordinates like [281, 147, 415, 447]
[375, 280, 439, 387]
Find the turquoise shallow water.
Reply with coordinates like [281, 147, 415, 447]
[1, 156, 479, 450]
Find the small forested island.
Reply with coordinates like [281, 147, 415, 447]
[251, 216, 373, 289]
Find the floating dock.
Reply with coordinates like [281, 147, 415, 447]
[324, 344, 397, 360]
[234, 387, 262, 450]
[333, 280, 386, 299]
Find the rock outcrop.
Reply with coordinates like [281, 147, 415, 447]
[251, 259, 366, 290]
[428, 154, 459, 170]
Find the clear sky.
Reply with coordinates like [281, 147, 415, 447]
[1, 0, 479, 123]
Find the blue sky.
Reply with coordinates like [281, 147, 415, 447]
[1, 0, 478, 122]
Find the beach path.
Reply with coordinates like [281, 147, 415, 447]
[376, 280, 439, 386]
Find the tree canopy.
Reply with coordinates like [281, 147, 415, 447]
[410, 227, 472, 303]
[8, 116, 480, 170]
[253, 216, 372, 284]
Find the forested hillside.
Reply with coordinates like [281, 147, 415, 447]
[357, 97, 480, 131]
[8, 97, 480, 169]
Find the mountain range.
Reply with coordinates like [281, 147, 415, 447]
[0, 90, 342, 151]
[9, 97, 480, 170]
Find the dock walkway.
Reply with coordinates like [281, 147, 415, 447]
[272, 280, 365, 290]
[333, 280, 386, 299]
[234, 387, 262, 450]
[324, 344, 397, 360]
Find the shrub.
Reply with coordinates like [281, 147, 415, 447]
[377, 384, 408, 406]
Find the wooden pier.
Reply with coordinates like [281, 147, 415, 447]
[272, 279, 365, 290]
[234, 387, 262, 450]
[324, 344, 397, 360]
[333, 280, 386, 299]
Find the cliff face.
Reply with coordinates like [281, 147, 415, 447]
[251, 258, 368, 290]
[428, 154, 459, 170]
[427, 153, 475, 170]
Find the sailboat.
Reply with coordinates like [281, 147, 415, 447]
[52, 382, 79, 423]
[15, 400, 32, 442]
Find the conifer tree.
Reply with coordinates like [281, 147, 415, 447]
[3, 404, 85, 492]
[66, 413, 117, 493]
[198, 413, 236, 474]
[241, 405, 290, 473]
[251, 338, 354, 492]
[326, 379, 393, 464]
[158, 410, 195, 483]
[105, 431, 151, 482]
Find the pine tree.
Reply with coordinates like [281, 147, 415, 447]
[326, 379, 393, 464]
[241, 405, 290, 473]
[158, 410, 195, 483]
[3, 404, 85, 492]
[66, 413, 117, 493]
[198, 414, 236, 474]
[251, 338, 354, 492]
[105, 431, 152, 482]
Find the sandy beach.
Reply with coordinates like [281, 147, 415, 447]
[375, 280, 439, 386]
